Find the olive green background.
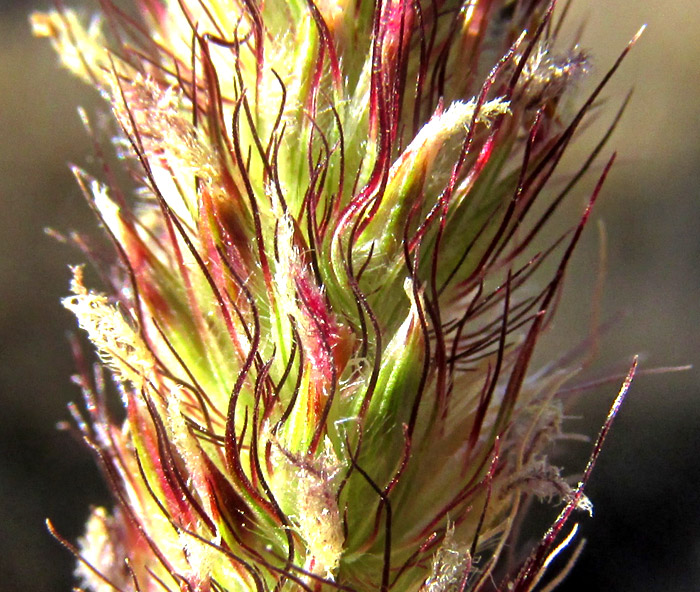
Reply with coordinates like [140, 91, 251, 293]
[1, 1, 698, 590]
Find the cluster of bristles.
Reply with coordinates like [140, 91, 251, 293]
[33, 1, 641, 591]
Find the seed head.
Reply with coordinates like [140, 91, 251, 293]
[33, 1, 641, 591]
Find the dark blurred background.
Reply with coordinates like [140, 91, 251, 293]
[1, 1, 698, 590]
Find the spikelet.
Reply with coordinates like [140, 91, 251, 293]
[63, 266, 155, 388]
